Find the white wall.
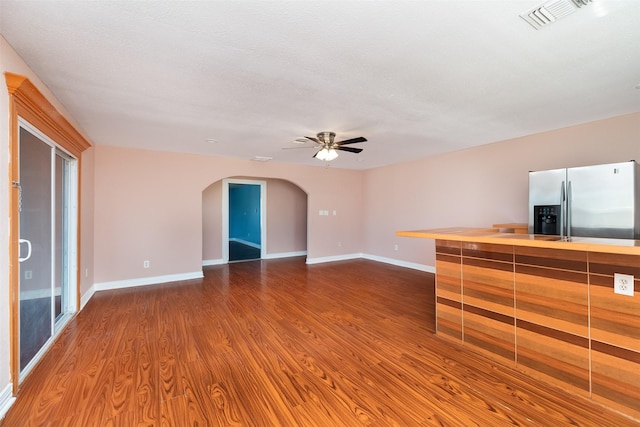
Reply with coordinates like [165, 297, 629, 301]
[80, 147, 95, 301]
[363, 113, 640, 268]
[266, 179, 307, 255]
[0, 36, 13, 408]
[0, 36, 94, 412]
[202, 180, 223, 262]
[93, 145, 364, 285]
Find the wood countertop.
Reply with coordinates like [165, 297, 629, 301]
[396, 227, 640, 256]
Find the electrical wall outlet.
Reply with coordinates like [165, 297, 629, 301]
[614, 273, 634, 296]
[24, 270, 32, 280]
[143, 260, 150, 269]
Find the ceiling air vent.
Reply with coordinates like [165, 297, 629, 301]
[251, 156, 272, 162]
[520, 0, 592, 30]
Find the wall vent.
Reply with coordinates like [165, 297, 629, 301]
[520, 0, 592, 30]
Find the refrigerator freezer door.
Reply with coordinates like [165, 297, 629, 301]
[567, 161, 636, 238]
[528, 168, 566, 234]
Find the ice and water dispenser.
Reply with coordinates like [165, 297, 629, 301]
[533, 205, 561, 235]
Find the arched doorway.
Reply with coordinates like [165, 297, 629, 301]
[202, 177, 308, 265]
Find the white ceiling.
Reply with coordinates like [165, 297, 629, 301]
[1, 1, 639, 170]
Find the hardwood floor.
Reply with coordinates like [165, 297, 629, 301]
[2, 258, 637, 426]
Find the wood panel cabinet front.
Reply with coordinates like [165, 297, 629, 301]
[461, 243, 515, 365]
[514, 247, 590, 395]
[588, 252, 640, 418]
[435, 240, 462, 342]
[425, 235, 640, 420]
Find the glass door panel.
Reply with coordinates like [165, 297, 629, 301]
[18, 127, 53, 372]
[54, 153, 69, 321]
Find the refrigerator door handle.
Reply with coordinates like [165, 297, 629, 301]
[561, 180, 566, 237]
[567, 180, 572, 238]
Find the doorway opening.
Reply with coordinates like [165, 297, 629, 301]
[222, 178, 266, 263]
[201, 177, 308, 266]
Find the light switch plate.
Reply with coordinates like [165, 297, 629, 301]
[614, 273, 634, 296]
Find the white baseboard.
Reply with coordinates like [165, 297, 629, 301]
[80, 284, 96, 309]
[202, 258, 224, 266]
[305, 252, 434, 273]
[94, 271, 204, 292]
[262, 250, 307, 260]
[229, 238, 261, 249]
[306, 253, 362, 264]
[361, 254, 435, 273]
[0, 383, 15, 421]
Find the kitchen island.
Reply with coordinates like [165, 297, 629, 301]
[397, 227, 640, 420]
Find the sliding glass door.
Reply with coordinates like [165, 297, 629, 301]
[18, 121, 77, 377]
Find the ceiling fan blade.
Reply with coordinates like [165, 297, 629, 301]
[335, 136, 367, 146]
[336, 146, 363, 154]
[313, 150, 320, 158]
[282, 146, 316, 150]
[305, 136, 321, 144]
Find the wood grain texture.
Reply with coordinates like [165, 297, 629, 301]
[591, 341, 640, 419]
[435, 239, 461, 256]
[590, 260, 640, 351]
[431, 238, 640, 420]
[435, 254, 461, 302]
[516, 324, 590, 396]
[399, 227, 640, 255]
[6, 76, 20, 396]
[461, 260, 514, 316]
[588, 251, 640, 419]
[515, 246, 588, 272]
[462, 241, 514, 263]
[5, 73, 92, 156]
[2, 258, 638, 426]
[589, 251, 640, 277]
[515, 266, 588, 338]
[463, 307, 515, 365]
[435, 252, 462, 342]
[435, 297, 462, 342]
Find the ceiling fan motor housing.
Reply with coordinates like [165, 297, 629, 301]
[318, 131, 336, 145]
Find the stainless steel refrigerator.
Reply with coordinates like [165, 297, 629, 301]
[528, 161, 640, 239]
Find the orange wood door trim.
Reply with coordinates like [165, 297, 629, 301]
[5, 72, 91, 394]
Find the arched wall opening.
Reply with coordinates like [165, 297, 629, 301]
[202, 176, 308, 265]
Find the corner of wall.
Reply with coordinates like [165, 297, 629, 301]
[80, 284, 96, 310]
[0, 383, 16, 421]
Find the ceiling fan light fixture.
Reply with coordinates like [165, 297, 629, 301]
[316, 148, 339, 161]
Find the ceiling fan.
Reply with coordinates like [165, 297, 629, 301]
[301, 131, 367, 161]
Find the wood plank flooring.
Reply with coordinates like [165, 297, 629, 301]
[2, 258, 638, 426]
